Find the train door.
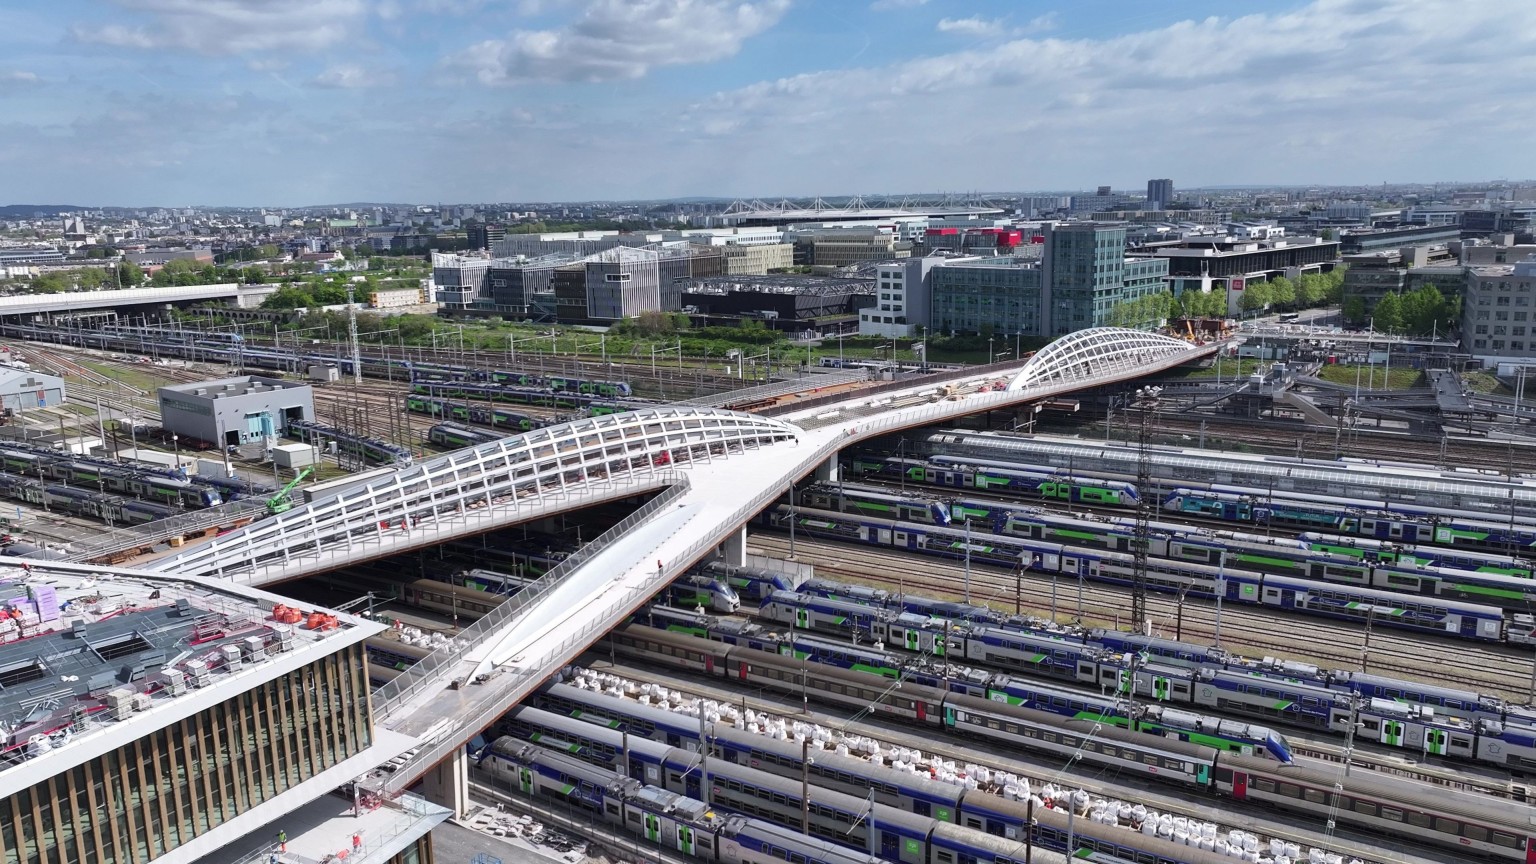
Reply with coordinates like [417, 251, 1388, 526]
[893, 530, 908, 550]
[643, 812, 662, 843]
[518, 767, 534, 795]
[1379, 719, 1406, 747]
[876, 528, 893, 545]
[794, 608, 809, 629]
[878, 828, 901, 861]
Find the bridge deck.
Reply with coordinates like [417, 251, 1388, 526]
[360, 338, 1220, 792]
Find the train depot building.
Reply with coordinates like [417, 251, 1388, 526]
[157, 376, 315, 447]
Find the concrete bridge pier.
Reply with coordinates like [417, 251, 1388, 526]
[418, 747, 471, 819]
[719, 525, 748, 568]
[814, 457, 840, 483]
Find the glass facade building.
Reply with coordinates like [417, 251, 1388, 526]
[929, 258, 1043, 336]
[0, 645, 373, 864]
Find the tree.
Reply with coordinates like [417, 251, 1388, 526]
[1321, 227, 1337, 241]
[1296, 273, 1326, 307]
[1238, 281, 1271, 314]
[1267, 276, 1296, 309]
[117, 260, 144, 288]
[1342, 295, 1367, 325]
[1372, 292, 1403, 335]
[74, 268, 106, 290]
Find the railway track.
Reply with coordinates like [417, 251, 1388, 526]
[1101, 413, 1536, 475]
[598, 661, 1434, 864]
[748, 533, 1536, 703]
[699, 602, 1526, 800]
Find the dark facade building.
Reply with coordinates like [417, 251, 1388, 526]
[680, 275, 875, 334]
[486, 254, 571, 318]
[466, 223, 507, 251]
[1146, 178, 1174, 209]
[1339, 224, 1461, 253]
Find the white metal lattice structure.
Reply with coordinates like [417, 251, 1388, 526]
[152, 406, 799, 582]
[1008, 327, 1197, 390]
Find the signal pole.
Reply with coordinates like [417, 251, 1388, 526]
[1131, 385, 1161, 637]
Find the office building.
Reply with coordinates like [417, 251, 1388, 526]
[1040, 223, 1129, 334]
[1146, 179, 1174, 210]
[1341, 245, 1461, 317]
[486, 254, 576, 318]
[1463, 256, 1536, 367]
[1157, 236, 1340, 316]
[1338, 224, 1461, 253]
[681, 275, 874, 335]
[431, 252, 493, 310]
[158, 376, 314, 446]
[859, 257, 948, 338]
[929, 257, 1042, 337]
[583, 246, 692, 321]
[722, 243, 795, 275]
[466, 223, 506, 251]
[0, 563, 440, 864]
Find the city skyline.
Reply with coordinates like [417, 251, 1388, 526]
[2, 0, 1534, 206]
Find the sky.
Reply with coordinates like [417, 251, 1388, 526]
[1, 0, 1533, 207]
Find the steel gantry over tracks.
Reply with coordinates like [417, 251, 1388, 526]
[150, 329, 1220, 806]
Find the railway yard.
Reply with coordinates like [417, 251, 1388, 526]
[7, 318, 1536, 863]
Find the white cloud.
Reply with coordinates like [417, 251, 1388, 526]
[73, 0, 366, 55]
[313, 64, 383, 89]
[938, 12, 1055, 39]
[870, 0, 928, 10]
[681, 0, 1536, 191]
[936, 16, 1008, 38]
[454, 0, 789, 85]
[1, 71, 40, 84]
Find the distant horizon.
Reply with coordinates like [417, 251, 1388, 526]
[3, 1, 1533, 206]
[6, 178, 1536, 215]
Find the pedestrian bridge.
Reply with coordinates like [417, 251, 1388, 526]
[150, 328, 1219, 803]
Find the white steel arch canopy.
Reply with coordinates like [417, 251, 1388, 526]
[1008, 327, 1196, 391]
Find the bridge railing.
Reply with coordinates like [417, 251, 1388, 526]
[370, 473, 690, 723]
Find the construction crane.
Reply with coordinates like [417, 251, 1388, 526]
[266, 465, 314, 515]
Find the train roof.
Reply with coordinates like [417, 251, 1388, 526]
[933, 430, 1536, 508]
[730, 820, 886, 863]
[926, 821, 1071, 863]
[1224, 752, 1536, 830]
[944, 690, 1219, 761]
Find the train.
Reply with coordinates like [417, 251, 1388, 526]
[286, 419, 413, 466]
[493, 706, 1250, 864]
[426, 423, 508, 450]
[0, 474, 180, 526]
[760, 503, 1522, 643]
[400, 578, 505, 620]
[738, 592, 1536, 770]
[481, 736, 1080, 864]
[850, 450, 1536, 557]
[809, 483, 1536, 613]
[409, 396, 556, 433]
[0, 448, 220, 509]
[916, 430, 1536, 520]
[695, 568, 1536, 771]
[637, 604, 1292, 761]
[409, 380, 633, 413]
[1298, 533, 1535, 579]
[606, 626, 1536, 862]
[2, 322, 637, 397]
[847, 456, 1139, 506]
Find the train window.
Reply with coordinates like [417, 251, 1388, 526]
[937, 853, 954, 864]
[1380, 806, 1403, 822]
[1361, 719, 1380, 732]
[628, 812, 642, 824]
[1351, 801, 1376, 816]
[1465, 826, 1490, 843]
[1279, 783, 1302, 797]
[1492, 831, 1520, 848]
[1042, 732, 1058, 744]
[1434, 817, 1460, 834]
[606, 803, 619, 816]
[987, 718, 1001, 729]
[1303, 789, 1327, 805]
